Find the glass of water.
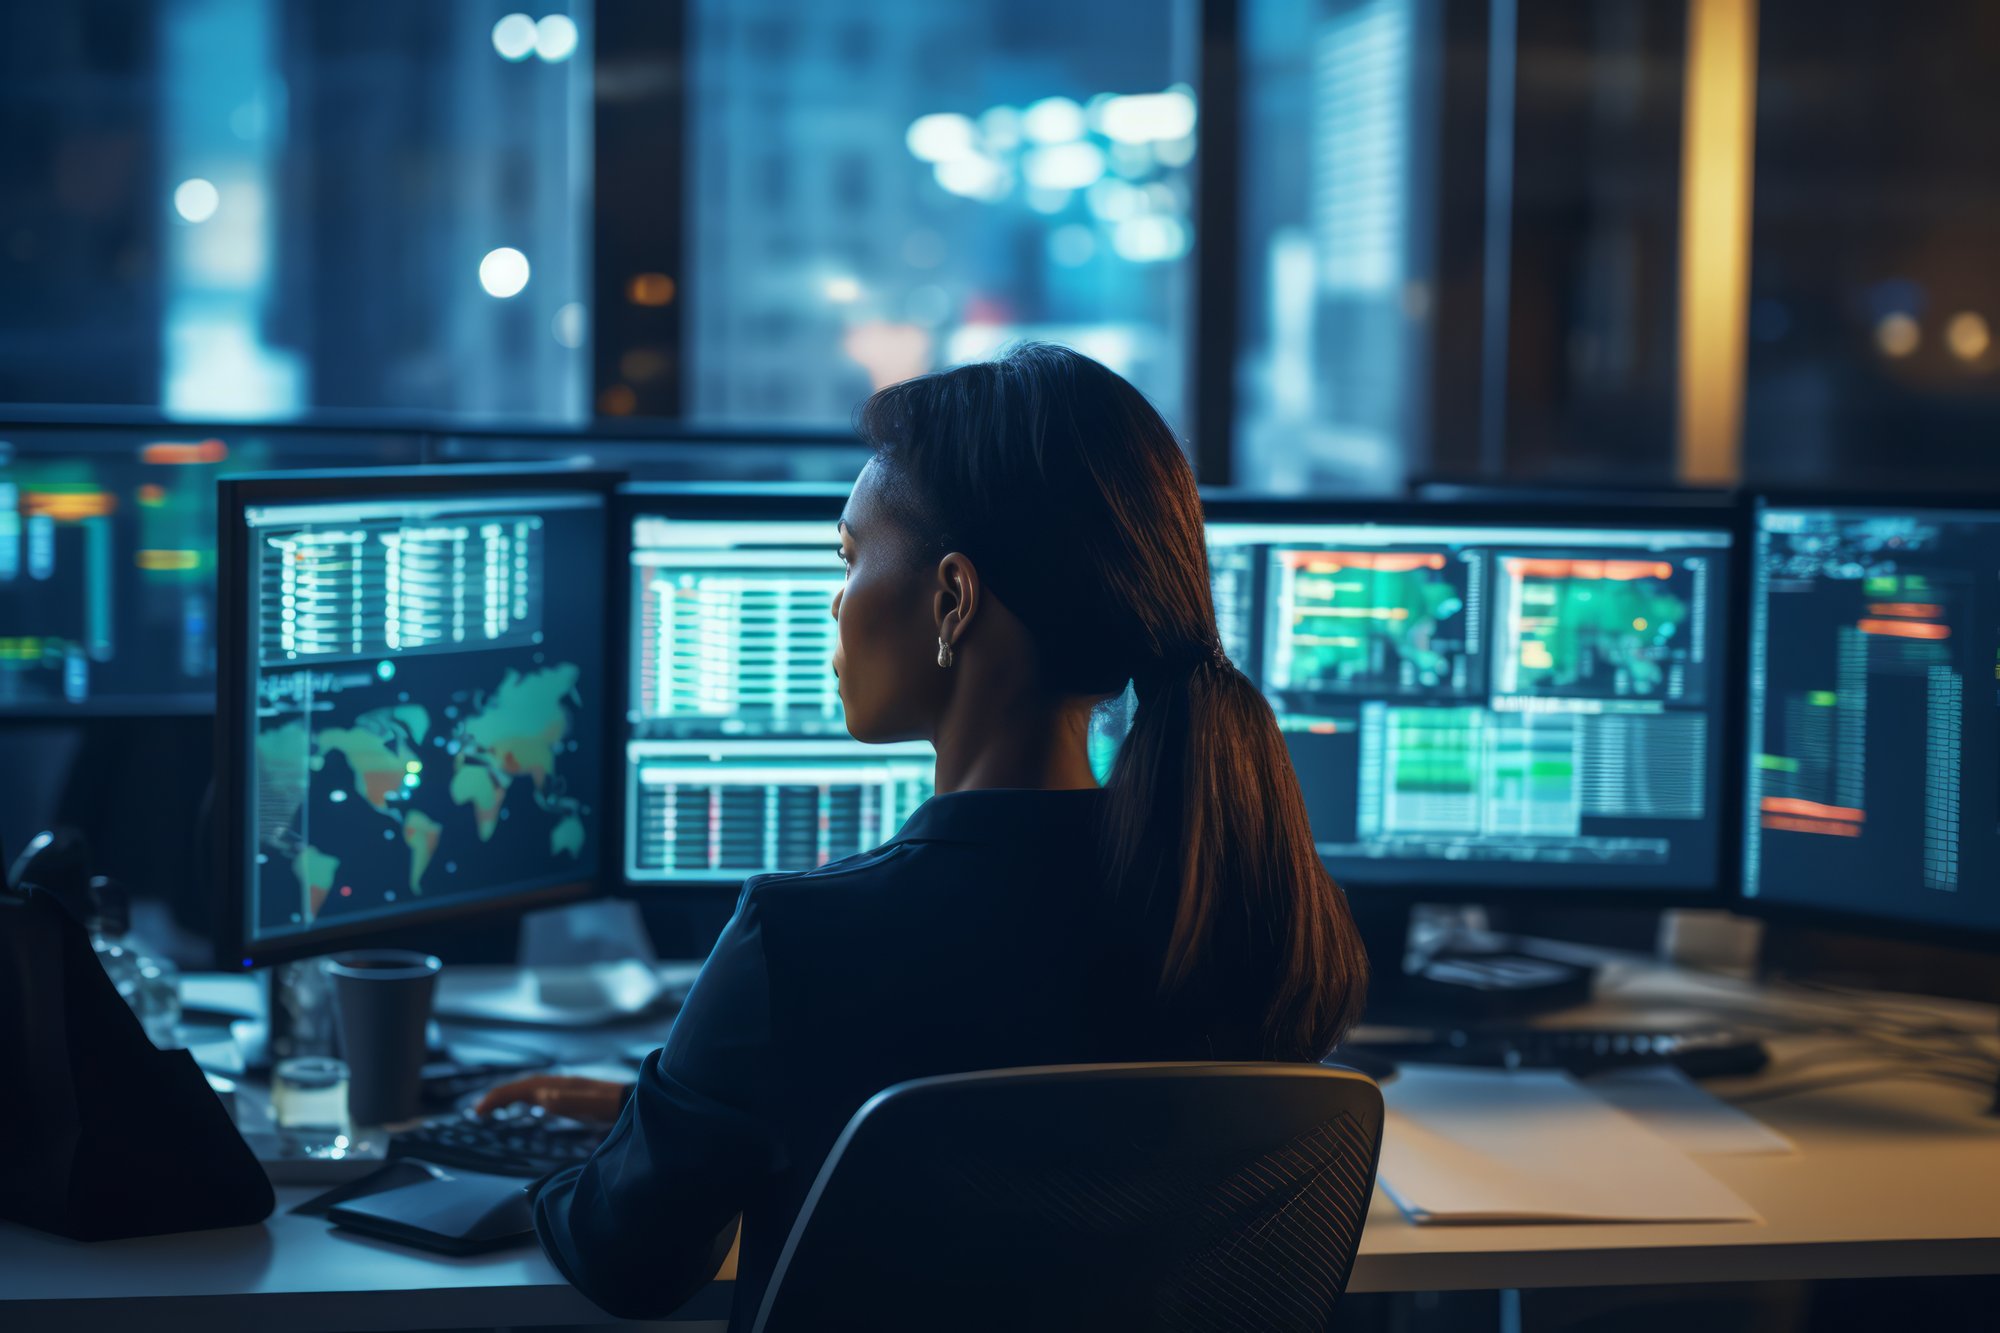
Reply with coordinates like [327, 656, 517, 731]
[271, 1055, 353, 1159]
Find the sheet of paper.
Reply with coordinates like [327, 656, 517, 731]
[1378, 1064, 1762, 1225]
[1582, 1065, 1795, 1156]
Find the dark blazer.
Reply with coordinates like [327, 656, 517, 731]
[530, 785, 1189, 1326]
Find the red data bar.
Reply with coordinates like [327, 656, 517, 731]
[1857, 618, 1950, 640]
[1502, 558, 1674, 582]
[1761, 796, 1865, 823]
[1286, 551, 1447, 574]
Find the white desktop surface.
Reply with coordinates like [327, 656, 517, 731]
[0, 1185, 735, 1332]
[5, 955, 1997, 1331]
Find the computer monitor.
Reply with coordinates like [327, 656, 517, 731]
[1193, 501, 1739, 897]
[1742, 497, 2000, 940]
[0, 425, 421, 714]
[215, 467, 620, 967]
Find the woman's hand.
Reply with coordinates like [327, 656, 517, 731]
[473, 1074, 633, 1123]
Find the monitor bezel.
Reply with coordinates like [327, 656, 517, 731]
[215, 465, 625, 969]
[1732, 490, 2000, 945]
[612, 486, 1747, 908]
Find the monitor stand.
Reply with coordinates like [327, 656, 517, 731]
[1352, 900, 1598, 1025]
[425, 901, 679, 1028]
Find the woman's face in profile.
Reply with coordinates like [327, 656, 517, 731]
[832, 461, 943, 743]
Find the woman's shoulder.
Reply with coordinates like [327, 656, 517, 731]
[739, 840, 919, 901]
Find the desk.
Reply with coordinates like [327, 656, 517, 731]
[5, 955, 1997, 1330]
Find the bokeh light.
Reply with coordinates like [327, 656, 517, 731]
[478, 247, 531, 298]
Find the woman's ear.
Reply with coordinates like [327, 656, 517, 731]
[933, 552, 981, 647]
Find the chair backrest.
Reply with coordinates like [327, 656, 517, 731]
[752, 1062, 1384, 1333]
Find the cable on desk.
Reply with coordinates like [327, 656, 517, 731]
[1719, 1063, 1996, 1106]
[1616, 968, 2000, 1076]
[1749, 1040, 1997, 1084]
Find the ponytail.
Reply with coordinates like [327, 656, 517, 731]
[858, 343, 1369, 1061]
[1104, 651, 1369, 1060]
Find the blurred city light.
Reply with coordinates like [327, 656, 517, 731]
[1024, 142, 1106, 191]
[552, 301, 587, 347]
[978, 106, 1023, 151]
[1112, 215, 1188, 263]
[491, 13, 537, 61]
[934, 155, 1010, 201]
[843, 321, 933, 390]
[626, 272, 676, 306]
[534, 15, 579, 63]
[1022, 96, 1086, 144]
[1099, 88, 1197, 143]
[1946, 312, 1991, 363]
[1026, 186, 1072, 215]
[478, 247, 531, 298]
[1086, 178, 1143, 221]
[906, 113, 978, 163]
[1875, 313, 1921, 359]
[173, 178, 220, 223]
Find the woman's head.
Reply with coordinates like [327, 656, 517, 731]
[832, 345, 1192, 739]
[842, 343, 1368, 1059]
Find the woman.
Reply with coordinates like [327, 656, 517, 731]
[482, 344, 1370, 1323]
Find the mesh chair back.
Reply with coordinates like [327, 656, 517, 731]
[752, 1062, 1383, 1333]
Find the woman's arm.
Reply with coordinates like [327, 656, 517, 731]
[530, 889, 777, 1319]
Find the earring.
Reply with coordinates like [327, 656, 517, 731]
[936, 636, 954, 668]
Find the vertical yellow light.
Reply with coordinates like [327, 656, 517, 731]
[1678, 0, 1759, 485]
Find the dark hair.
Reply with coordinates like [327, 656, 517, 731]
[856, 343, 1368, 1060]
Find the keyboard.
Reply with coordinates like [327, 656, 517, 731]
[388, 1105, 610, 1178]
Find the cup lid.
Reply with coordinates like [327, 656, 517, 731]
[324, 948, 442, 981]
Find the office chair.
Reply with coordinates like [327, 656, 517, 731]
[752, 1062, 1384, 1333]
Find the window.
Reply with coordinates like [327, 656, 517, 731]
[1232, 0, 1689, 493]
[1744, 0, 2000, 489]
[1500, 0, 1686, 482]
[1234, 0, 1440, 493]
[681, 0, 1198, 428]
[0, 1, 590, 421]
